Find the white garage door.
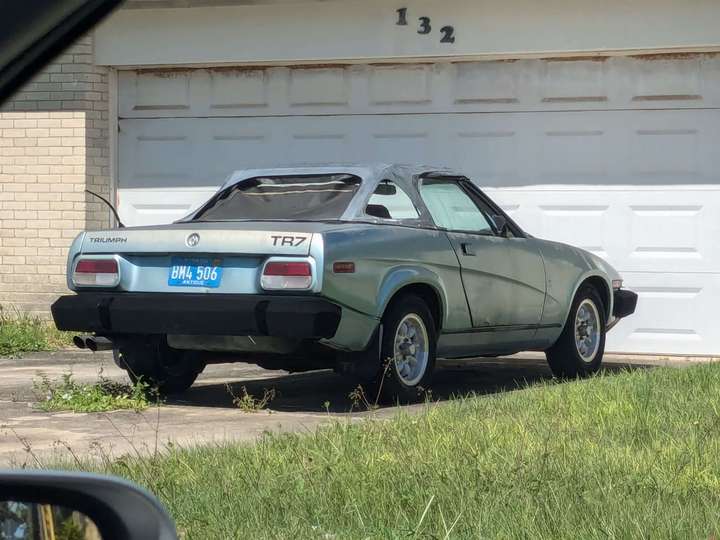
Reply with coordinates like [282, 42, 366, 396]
[117, 56, 720, 356]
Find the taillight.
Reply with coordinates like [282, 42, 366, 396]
[261, 260, 312, 290]
[73, 258, 120, 287]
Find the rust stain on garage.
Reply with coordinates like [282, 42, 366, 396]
[130, 51, 720, 77]
[628, 52, 714, 61]
[134, 67, 194, 77]
[537, 55, 609, 62]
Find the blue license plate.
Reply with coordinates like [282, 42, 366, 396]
[168, 257, 223, 288]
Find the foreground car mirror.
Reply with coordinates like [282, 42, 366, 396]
[0, 471, 177, 540]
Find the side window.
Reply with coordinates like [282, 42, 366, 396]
[419, 179, 494, 234]
[366, 180, 420, 220]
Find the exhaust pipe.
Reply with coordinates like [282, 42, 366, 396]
[73, 335, 113, 352]
[85, 336, 113, 352]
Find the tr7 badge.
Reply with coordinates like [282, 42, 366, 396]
[271, 235, 308, 247]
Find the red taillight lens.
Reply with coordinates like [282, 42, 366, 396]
[73, 258, 119, 287]
[261, 260, 313, 290]
[75, 259, 118, 274]
[263, 261, 312, 277]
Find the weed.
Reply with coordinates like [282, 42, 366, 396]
[348, 357, 400, 411]
[226, 384, 276, 412]
[348, 384, 378, 412]
[33, 372, 151, 413]
[0, 306, 74, 357]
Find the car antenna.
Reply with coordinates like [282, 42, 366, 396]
[85, 189, 125, 228]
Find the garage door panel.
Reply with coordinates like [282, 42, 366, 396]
[287, 132, 351, 164]
[454, 61, 520, 104]
[209, 69, 269, 110]
[631, 128, 699, 179]
[629, 203, 703, 264]
[621, 190, 719, 273]
[631, 57, 701, 102]
[540, 130, 610, 179]
[290, 68, 349, 107]
[541, 60, 607, 103]
[118, 188, 217, 227]
[454, 130, 519, 180]
[606, 272, 719, 355]
[210, 132, 272, 180]
[119, 122, 197, 189]
[369, 65, 432, 105]
[371, 134, 433, 165]
[119, 70, 190, 116]
[134, 136, 192, 182]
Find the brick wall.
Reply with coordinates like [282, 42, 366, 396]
[0, 35, 111, 316]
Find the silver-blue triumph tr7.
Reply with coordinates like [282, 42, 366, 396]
[52, 164, 638, 401]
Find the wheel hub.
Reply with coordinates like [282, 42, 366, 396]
[574, 299, 600, 362]
[393, 314, 429, 386]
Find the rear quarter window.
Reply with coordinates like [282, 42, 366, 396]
[365, 180, 420, 220]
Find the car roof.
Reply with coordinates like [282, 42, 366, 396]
[221, 163, 465, 189]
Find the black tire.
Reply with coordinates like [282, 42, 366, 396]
[116, 337, 205, 395]
[372, 294, 437, 403]
[546, 284, 606, 378]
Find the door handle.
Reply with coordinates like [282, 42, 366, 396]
[461, 242, 475, 256]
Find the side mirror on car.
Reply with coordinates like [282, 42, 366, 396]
[491, 214, 510, 237]
[0, 471, 177, 540]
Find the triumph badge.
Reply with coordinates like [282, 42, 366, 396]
[186, 233, 200, 247]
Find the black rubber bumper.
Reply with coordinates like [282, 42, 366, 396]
[51, 293, 341, 339]
[613, 289, 638, 319]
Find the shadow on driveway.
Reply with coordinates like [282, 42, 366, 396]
[166, 356, 654, 414]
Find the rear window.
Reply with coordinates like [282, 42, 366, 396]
[192, 174, 361, 221]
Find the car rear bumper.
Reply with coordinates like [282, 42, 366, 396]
[612, 289, 638, 319]
[51, 292, 341, 339]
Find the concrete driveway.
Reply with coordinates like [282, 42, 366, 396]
[0, 350, 702, 466]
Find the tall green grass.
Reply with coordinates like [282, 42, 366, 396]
[56, 364, 720, 539]
[0, 307, 73, 356]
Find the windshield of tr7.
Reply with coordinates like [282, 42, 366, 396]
[191, 174, 361, 221]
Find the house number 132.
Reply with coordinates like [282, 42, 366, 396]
[396, 7, 456, 43]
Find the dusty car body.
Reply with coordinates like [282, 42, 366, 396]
[52, 164, 637, 399]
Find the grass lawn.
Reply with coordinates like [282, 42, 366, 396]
[0, 309, 73, 357]
[60, 363, 720, 539]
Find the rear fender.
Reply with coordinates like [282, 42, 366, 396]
[376, 266, 447, 325]
[66, 232, 85, 291]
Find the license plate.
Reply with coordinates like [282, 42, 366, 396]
[168, 257, 223, 288]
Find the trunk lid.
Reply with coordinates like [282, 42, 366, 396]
[80, 221, 333, 256]
[75, 221, 349, 294]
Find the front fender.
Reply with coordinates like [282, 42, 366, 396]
[538, 240, 615, 329]
[565, 270, 613, 324]
[376, 265, 448, 325]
